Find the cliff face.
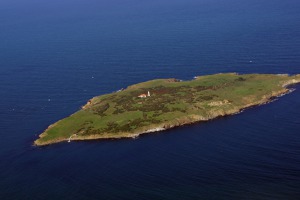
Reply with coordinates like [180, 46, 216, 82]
[34, 73, 300, 146]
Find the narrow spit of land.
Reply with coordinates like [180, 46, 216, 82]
[34, 73, 300, 146]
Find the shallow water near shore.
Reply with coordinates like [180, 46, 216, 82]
[1, 0, 300, 199]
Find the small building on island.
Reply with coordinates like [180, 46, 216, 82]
[138, 94, 147, 98]
[138, 91, 151, 98]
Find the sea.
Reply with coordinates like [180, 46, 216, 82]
[0, 0, 300, 199]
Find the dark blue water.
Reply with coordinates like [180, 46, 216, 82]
[1, 0, 300, 199]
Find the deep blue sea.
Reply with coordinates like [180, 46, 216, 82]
[1, 0, 300, 199]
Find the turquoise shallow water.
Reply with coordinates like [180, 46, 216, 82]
[0, 0, 300, 199]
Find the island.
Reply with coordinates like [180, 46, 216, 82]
[34, 73, 300, 146]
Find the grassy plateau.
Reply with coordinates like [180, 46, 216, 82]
[34, 73, 300, 146]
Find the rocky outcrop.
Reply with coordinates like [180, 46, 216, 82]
[282, 78, 300, 87]
[81, 100, 92, 109]
[208, 100, 230, 106]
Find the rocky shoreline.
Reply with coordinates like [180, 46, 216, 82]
[34, 77, 300, 146]
[34, 75, 300, 146]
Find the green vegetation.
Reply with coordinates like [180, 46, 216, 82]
[34, 73, 300, 146]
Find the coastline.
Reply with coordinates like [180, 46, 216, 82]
[34, 77, 300, 146]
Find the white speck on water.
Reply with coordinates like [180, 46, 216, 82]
[48, 99, 51, 101]
[92, 76, 94, 79]
[249, 60, 253, 63]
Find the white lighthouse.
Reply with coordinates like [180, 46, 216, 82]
[147, 91, 151, 97]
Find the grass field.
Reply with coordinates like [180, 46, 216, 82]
[34, 73, 300, 146]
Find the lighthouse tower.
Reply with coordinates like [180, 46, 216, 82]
[147, 91, 151, 97]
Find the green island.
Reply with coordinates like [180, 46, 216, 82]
[34, 73, 300, 146]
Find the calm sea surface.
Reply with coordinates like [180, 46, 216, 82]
[0, 0, 300, 199]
